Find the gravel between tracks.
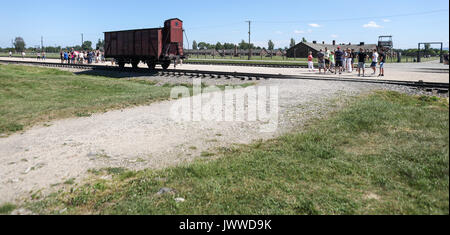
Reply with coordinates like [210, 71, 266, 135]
[0, 70, 444, 204]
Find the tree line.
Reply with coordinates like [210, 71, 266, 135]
[395, 46, 448, 57]
[190, 37, 308, 51]
[0, 37, 105, 53]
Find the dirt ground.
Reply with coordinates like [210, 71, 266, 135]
[0, 57, 447, 204]
[0, 76, 390, 204]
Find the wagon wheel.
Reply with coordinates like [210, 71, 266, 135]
[117, 61, 125, 69]
[147, 62, 156, 70]
[162, 61, 171, 70]
[132, 61, 139, 69]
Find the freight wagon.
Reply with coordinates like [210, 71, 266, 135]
[104, 18, 184, 69]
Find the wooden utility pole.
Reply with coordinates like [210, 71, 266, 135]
[246, 20, 251, 60]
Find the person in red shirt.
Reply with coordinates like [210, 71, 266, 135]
[308, 51, 314, 72]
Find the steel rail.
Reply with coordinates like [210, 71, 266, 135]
[1, 59, 448, 92]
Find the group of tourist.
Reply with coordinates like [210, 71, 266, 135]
[308, 46, 386, 77]
[60, 49, 105, 64]
[36, 52, 47, 60]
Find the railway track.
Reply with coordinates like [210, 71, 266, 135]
[184, 60, 306, 68]
[1, 59, 448, 92]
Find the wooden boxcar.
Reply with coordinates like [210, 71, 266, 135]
[104, 18, 184, 69]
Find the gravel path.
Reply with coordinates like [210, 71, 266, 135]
[0, 71, 442, 204]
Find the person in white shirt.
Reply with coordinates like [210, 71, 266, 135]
[79, 52, 84, 64]
[371, 49, 379, 75]
[324, 47, 331, 72]
[346, 48, 353, 73]
[9, 51, 12, 57]
[343, 50, 348, 72]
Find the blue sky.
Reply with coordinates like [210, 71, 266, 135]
[0, 0, 448, 49]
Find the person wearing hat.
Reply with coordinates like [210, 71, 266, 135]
[334, 46, 344, 74]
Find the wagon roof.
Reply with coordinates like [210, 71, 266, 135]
[104, 27, 163, 33]
[166, 18, 183, 22]
[301, 42, 377, 51]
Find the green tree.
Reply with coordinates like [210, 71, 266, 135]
[290, 38, 296, 48]
[237, 40, 254, 50]
[14, 37, 26, 52]
[268, 40, 274, 51]
[82, 41, 92, 50]
[239, 40, 247, 49]
[192, 40, 198, 50]
[215, 42, 224, 50]
[302, 37, 307, 43]
[198, 42, 208, 50]
[223, 43, 236, 50]
[96, 39, 104, 50]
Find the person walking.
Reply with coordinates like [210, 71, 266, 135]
[307, 51, 314, 72]
[317, 49, 326, 74]
[357, 48, 368, 77]
[37, 51, 41, 60]
[60, 50, 64, 63]
[22, 51, 26, 59]
[343, 48, 349, 72]
[79, 51, 84, 64]
[370, 49, 379, 75]
[324, 47, 331, 73]
[72, 52, 76, 64]
[334, 47, 344, 74]
[378, 49, 386, 77]
[329, 51, 336, 74]
[42, 51, 46, 60]
[64, 51, 68, 63]
[351, 49, 356, 71]
[9, 51, 12, 57]
[346, 48, 353, 73]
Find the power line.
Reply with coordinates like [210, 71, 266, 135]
[246, 20, 251, 60]
[184, 21, 243, 30]
[253, 9, 449, 24]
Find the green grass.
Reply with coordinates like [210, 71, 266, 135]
[0, 64, 253, 135]
[28, 91, 449, 215]
[0, 53, 61, 59]
[186, 58, 308, 66]
[0, 203, 17, 214]
[64, 178, 76, 185]
[0, 64, 173, 135]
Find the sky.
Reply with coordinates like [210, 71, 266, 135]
[0, 0, 448, 49]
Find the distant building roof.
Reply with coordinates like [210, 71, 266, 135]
[296, 42, 377, 52]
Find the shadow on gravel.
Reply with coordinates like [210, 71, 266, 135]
[414, 68, 450, 74]
[74, 68, 160, 78]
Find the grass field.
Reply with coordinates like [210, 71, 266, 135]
[0, 53, 60, 59]
[187, 55, 302, 61]
[25, 91, 449, 215]
[0, 64, 213, 135]
[186, 58, 309, 66]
